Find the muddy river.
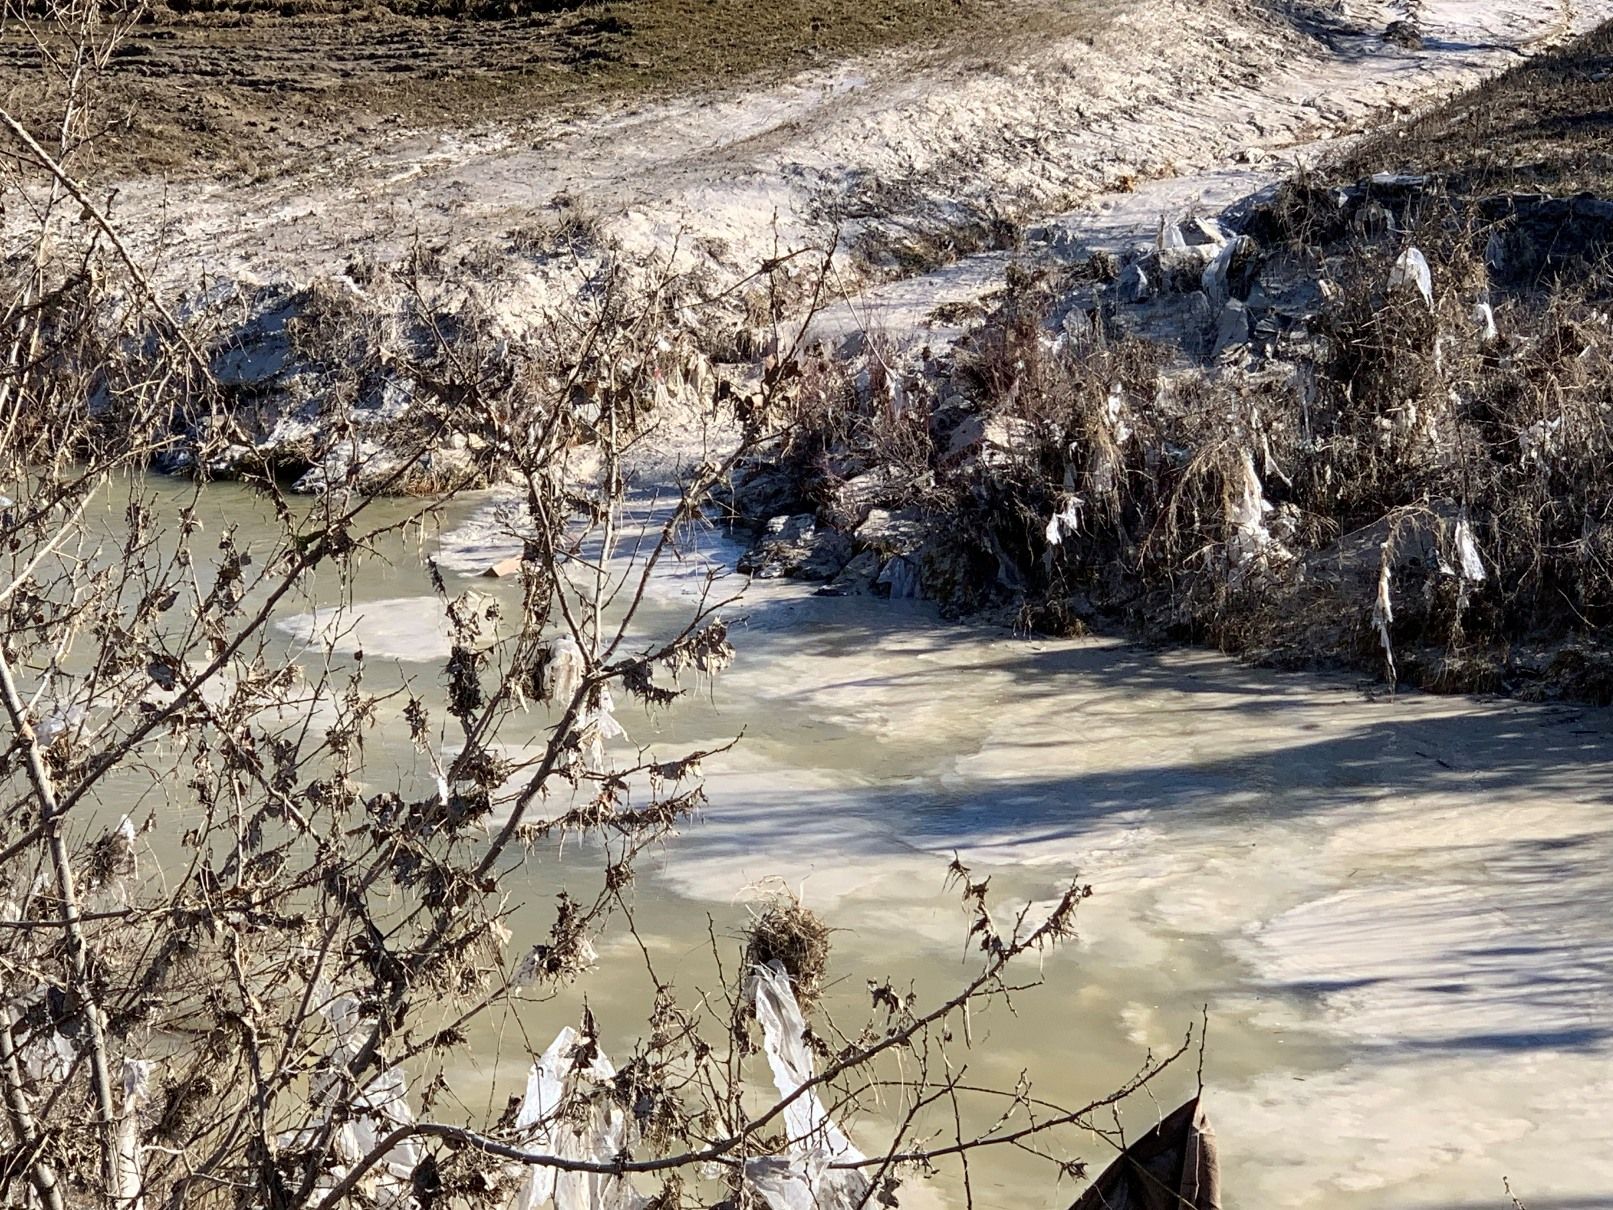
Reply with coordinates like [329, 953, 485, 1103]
[96, 479, 1613, 1210]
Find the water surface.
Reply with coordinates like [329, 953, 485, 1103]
[99, 480, 1613, 1209]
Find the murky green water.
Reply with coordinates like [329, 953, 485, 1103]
[67, 478, 1613, 1209]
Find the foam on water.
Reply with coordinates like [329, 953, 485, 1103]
[137, 481, 1613, 1208]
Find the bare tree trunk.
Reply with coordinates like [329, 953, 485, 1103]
[0, 646, 120, 1201]
[0, 1010, 66, 1210]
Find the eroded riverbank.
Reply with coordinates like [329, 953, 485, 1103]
[6, 5, 1613, 1203]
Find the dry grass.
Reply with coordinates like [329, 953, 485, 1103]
[741, 188, 1613, 698]
[742, 896, 831, 1006]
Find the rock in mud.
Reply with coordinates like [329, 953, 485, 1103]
[1253, 248, 1327, 321]
[1108, 289, 1217, 359]
[1212, 299, 1251, 361]
[856, 507, 930, 558]
[726, 464, 805, 524]
[1118, 260, 1155, 304]
[1150, 245, 1220, 293]
[943, 414, 1036, 468]
[876, 555, 922, 599]
[738, 514, 854, 581]
[823, 467, 913, 528]
[817, 549, 883, 597]
[1383, 20, 1423, 50]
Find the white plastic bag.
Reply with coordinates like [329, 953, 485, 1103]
[1389, 247, 1433, 307]
[744, 964, 871, 1210]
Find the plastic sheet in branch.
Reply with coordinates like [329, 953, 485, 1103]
[744, 962, 872, 1210]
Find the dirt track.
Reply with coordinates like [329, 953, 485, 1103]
[0, 0, 1035, 176]
[3, 0, 1603, 346]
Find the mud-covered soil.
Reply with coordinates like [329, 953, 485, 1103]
[1334, 14, 1613, 197]
[0, 0, 1044, 177]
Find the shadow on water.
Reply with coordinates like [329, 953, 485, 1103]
[704, 594, 1613, 1062]
[732, 595, 1613, 816]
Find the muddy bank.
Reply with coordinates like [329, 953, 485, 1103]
[721, 20, 1613, 703]
[11, 0, 1604, 488]
[9, 0, 1611, 694]
[20, 1, 1593, 300]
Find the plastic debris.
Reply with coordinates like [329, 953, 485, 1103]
[11, 987, 75, 1084]
[1227, 449, 1281, 566]
[1484, 230, 1508, 275]
[1372, 552, 1396, 685]
[578, 688, 627, 768]
[513, 935, 598, 988]
[540, 637, 586, 706]
[85, 815, 141, 910]
[1368, 172, 1428, 189]
[34, 702, 85, 748]
[1453, 519, 1487, 584]
[483, 555, 524, 578]
[1045, 495, 1085, 547]
[1089, 383, 1132, 497]
[1389, 247, 1433, 307]
[1160, 214, 1189, 250]
[1069, 1096, 1220, 1210]
[510, 1028, 645, 1210]
[326, 1000, 420, 1206]
[1519, 416, 1563, 465]
[1353, 199, 1394, 241]
[1473, 299, 1498, 342]
[1104, 382, 1133, 445]
[745, 963, 871, 1210]
[1203, 236, 1250, 309]
[1177, 216, 1228, 248]
[884, 374, 909, 422]
[273, 996, 422, 1205]
[115, 1059, 154, 1210]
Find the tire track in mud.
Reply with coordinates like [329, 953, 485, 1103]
[18, 0, 1611, 346]
[813, 0, 1613, 348]
[71, 0, 1320, 294]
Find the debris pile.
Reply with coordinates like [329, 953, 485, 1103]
[726, 172, 1613, 700]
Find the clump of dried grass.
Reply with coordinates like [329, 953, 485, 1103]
[744, 178, 1613, 698]
[742, 896, 831, 1007]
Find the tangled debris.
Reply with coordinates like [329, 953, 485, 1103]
[741, 898, 832, 1009]
[725, 66, 1613, 702]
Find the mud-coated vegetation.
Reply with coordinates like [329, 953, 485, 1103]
[726, 19, 1613, 703]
